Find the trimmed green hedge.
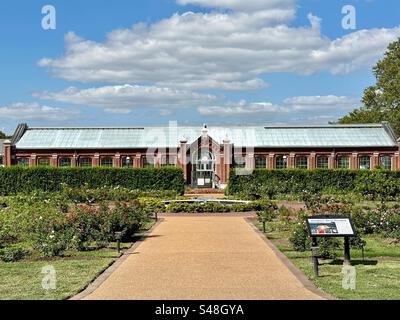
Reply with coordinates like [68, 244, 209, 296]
[227, 169, 400, 200]
[0, 166, 185, 195]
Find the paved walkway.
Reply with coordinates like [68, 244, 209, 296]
[82, 216, 326, 300]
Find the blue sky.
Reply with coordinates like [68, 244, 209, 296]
[0, 0, 399, 134]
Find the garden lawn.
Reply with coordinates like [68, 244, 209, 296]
[0, 220, 155, 300]
[255, 222, 400, 300]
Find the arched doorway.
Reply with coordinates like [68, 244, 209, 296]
[192, 149, 216, 188]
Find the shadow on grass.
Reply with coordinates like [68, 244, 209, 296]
[328, 259, 378, 266]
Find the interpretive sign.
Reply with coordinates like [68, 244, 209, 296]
[306, 215, 356, 237]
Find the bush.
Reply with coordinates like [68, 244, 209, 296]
[289, 210, 310, 251]
[0, 167, 185, 196]
[166, 200, 276, 213]
[227, 169, 400, 200]
[0, 244, 27, 262]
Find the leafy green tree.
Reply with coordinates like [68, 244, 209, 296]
[0, 131, 7, 139]
[339, 38, 400, 134]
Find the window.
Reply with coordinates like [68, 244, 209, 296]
[337, 156, 350, 169]
[275, 155, 288, 169]
[255, 156, 266, 169]
[316, 156, 329, 169]
[380, 155, 392, 170]
[234, 157, 246, 169]
[142, 156, 155, 168]
[359, 156, 370, 170]
[59, 157, 71, 167]
[79, 157, 92, 167]
[122, 156, 133, 167]
[37, 157, 50, 166]
[17, 158, 29, 166]
[161, 155, 176, 167]
[296, 156, 308, 169]
[101, 157, 113, 167]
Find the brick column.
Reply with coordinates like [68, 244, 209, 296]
[223, 138, 232, 182]
[3, 140, 12, 166]
[246, 153, 255, 170]
[50, 154, 58, 167]
[309, 152, 316, 169]
[179, 139, 188, 183]
[288, 153, 296, 169]
[393, 152, 400, 170]
[113, 153, 121, 167]
[268, 154, 275, 169]
[328, 152, 335, 169]
[93, 153, 100, 167]
[29, 154, 37, 167]
[134, 154, 141, 168]
[351, 153, 358, 169]
[372, 152, 379, 169]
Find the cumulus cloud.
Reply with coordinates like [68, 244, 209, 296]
[38, 5, 400, 90]
[0, 102, 79, 120]
[284, 95, 360, 112]
[198, 99, 287, 115]
[37, 84, 216, 113]
[198, 95, 359, 117]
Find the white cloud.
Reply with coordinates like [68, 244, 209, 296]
[198, 99, 287, 115]
[0, 102, 79, 120]
[284, 95, 359, 112]
[38, 5, 400, 90]
[37, 84, 216, 113]
[198, 95, 359, 118]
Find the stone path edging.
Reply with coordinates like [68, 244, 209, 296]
[69, 218, 164, 300]
[244, 217, 334, 300]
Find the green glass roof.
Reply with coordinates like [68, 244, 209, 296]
[14, 124, 398, 150]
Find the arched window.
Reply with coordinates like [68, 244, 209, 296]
[59, 157, 71, 167]
[234, 157, 246, 169]
[17, 158, 29, 166]
[142, 156, 154, 168]
[101, 157, 113, 167]
[161, 155, 176, 167]
[79, 157, 92, 167]
[296, 156, 308, 169]
[359, 156, 371, 170]
[380, 155, 392, 170]
[255, 156, 266, 169]
[275, 155, 288, 169]
[316, 156, 329, 169]
[37, 157, 50, 166]
[121, 156, 133, 167]
[337, 156, 350, 169]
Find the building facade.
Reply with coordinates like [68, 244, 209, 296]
[3, 122, 400, 188]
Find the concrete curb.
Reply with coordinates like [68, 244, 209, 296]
[69, 218, 164, 300]
[245, 217, 335, 301]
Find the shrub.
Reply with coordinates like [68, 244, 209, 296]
[166, 200, 277, 213]
[227, 169, 400, 200]
[0, 244, 28, 262]
[289, 210, 310, 251]
[0, 167, 185, 196]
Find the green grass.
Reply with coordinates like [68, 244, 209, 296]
[254, 221, 400, 300]
[0, 220, 156, 300]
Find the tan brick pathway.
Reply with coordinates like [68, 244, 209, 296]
[83, 216, 326, 300]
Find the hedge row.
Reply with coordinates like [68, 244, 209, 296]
[0, 167, 185, 195]
[226, 169, 400, 200]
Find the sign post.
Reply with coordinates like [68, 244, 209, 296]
[305, 215, 356, 275]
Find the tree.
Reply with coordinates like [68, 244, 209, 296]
[0, 130, 7, 139]
[339, 38, 400, 134]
